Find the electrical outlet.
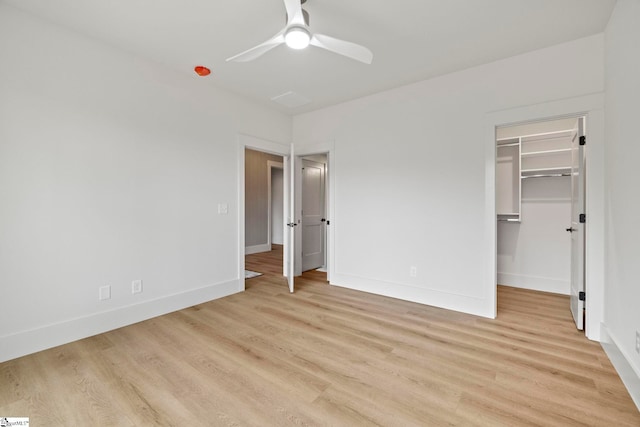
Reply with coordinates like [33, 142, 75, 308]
[132, 279, 143, 294]
[636, 331, 640, 354]
[99, 285, 111, 301]
[410, 266, 417, 277]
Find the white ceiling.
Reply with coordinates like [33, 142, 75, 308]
[4, 0, 616, 115]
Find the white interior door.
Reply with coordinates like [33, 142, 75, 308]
[284, 145, 296, 293]
[301, 159, 325, 271]
[569, 117, 586, 330]
[270, 167, 284, 245]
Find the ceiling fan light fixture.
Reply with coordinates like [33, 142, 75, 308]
[226, 0, 372, 63]
[284, 26, 310, 50]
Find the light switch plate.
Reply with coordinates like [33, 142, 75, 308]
[132, 280, 143, 294]
[218, 203, 228, 215]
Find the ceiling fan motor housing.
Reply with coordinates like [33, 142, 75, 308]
[286, 8, 309, 26]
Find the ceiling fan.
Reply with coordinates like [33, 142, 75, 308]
[226, 0, 373, 64]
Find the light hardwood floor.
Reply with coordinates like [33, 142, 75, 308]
[1, 246, 638, 426]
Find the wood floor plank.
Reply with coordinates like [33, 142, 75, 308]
[1, 245, 638, 425]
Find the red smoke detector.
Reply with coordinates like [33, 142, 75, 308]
[194, 66, 211, 76]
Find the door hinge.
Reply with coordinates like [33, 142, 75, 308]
[579, 214, 586, 223]
[579, 291, 586, 301]
[579, 135, 586, 146]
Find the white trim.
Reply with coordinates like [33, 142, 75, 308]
[238, 134, 290, 290]
[238, 141, 246, 288]
[485, 114, 498, 318]
[240, 133, 291, 156]
[600, 326, 640, 410]
[485, 93, 606, 340]
[0, 278, 241, 363]
[331, 272, 489, 318]
[245, 244, 271, 255]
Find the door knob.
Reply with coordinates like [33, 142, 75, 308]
[566, 227, 576, 232]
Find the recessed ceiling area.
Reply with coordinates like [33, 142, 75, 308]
[3, 0, 616, 114]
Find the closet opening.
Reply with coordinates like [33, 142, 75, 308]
[496, 116, 586, 332]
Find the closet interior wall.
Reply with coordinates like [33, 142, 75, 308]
[496, 118, 576, 295]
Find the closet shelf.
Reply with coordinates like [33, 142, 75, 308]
[496, 137, 519, 145]
[521, 166, 571, 176]
[497, 213, 521, 222]
[521, 148, 571, 157]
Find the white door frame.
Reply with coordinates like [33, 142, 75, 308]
[484, 93, 605, 341]
[238, 134, 291, 291]
[267, 160, 284, 249]
[294, 142, 335, 282]
[570, 117, 586, 330]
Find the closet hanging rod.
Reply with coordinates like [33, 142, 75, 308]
[497, 129, 573, 142]
[521, 173, 571, 179]
[519, 129, 574, 141]
[497, 142, 519, 147]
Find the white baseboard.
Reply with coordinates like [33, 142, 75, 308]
[245, 244, 271, 255]
[600, 325, 640, 410]
[497, 272, 569, 295]
[329, 272, 494, 319]
[0, 278, 241, 363]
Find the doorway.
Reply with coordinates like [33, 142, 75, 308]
[485, 93, 605, 341]
[245, 149, 284, 255]
[239, 136, 334, 293]
[238, 135, 293, 293]
[293, 144, 333, 282]
[495, 115, 586, 332]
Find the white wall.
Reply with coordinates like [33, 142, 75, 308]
[498, 177, 571, 294]
[293, 35, 604, 318]
[0, 4, 291, 362]
[604, 0, 640, 387]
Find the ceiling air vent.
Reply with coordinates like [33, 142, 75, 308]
[270, 91, 311, 108]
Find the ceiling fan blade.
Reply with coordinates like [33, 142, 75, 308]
[283, 0, 305, 26]
[226, 30, 285, 62]
[310, 34, 373, 64]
